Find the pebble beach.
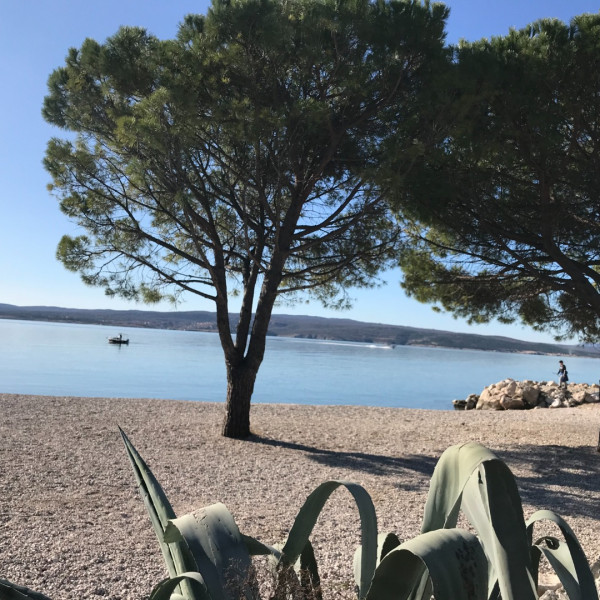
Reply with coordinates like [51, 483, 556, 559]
[1, 393, 599, 599]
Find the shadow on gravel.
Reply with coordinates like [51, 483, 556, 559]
[248, 435, 437, 486]
[493, 445, 600, 520]
[249, 437, 599, 518]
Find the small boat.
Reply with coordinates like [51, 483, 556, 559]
[108, 334, 129, 345]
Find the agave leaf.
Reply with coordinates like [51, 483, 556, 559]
[149, 573, 210, 600]
[535, 538, 579, 597]
[415, 443, 498, 600]
[394, 444, 497, 600]
[365, 528, 488, 600]
[119, 428, 197, 599]
[377, 532, 402, 562]
[298, 540, 322, 600]
[460, 459, 537, 600]
[279, 480, 377, 600]
[529, 544, 543, 592]
[164, 503, 255, 600]
[267, 540, 322, 600]
[354, 532, 401, 593]
[421, 442, 498, 533]
[119, 428, 176, 529]
[0, 579, 53, 600]
[526, 509, 599, 600]
[487, 580, 501, 600]
[420, 443, 537, 600]
[241, 534, 281, 560]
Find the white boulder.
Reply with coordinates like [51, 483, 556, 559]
[467, 379, 599, 411]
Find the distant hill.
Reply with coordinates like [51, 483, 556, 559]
[0, 302, 596, 357]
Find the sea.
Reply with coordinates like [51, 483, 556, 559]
[1, 319, 599, 410]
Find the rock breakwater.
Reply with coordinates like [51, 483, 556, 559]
[453, 379, 600, 410]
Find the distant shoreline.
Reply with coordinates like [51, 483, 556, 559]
[1, 303, 596, 357]
[0, 314, 578, 358]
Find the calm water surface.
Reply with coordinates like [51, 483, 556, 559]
[2, 319, 599, 409]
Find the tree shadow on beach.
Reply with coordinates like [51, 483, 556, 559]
[249, 437, 599, 518]
[248, 434, 438, 488]
[493, 444, 600, 521]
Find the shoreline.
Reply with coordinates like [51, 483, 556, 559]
[1, 394, 599, 599]
[2, 312, 597, 358]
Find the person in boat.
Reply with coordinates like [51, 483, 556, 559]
[109, 333, 127, 343]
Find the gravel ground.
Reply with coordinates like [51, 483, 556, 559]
[1, 394, 599, 599]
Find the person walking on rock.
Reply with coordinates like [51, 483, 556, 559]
[557, 360, 569, 388]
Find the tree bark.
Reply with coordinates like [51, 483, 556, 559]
[218, 269, 284, 439]
[222, 362, 258, 438]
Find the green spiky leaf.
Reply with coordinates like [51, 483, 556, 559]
[279, 480, 377, 600]
[365, 528, 488, 600]
[164, 503, 255, 600]
[461, 459, 537, 599]
[0, 579, 53, 600]
[420, 442, 538, 599]
[354, 532, 401, 594]
[119, 428, 198, 599]
[527, 510, 599, 600]
[421, 442, 497, 533]
[149, 573, 210, 600]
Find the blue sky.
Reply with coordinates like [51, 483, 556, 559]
[0, 0, 598, 344]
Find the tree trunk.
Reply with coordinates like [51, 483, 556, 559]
[222, 362, 258, 439]
[220, 244, 288, 439]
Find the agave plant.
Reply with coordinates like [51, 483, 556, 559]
[120, 429, 598, 600]
[0, 578, 53, 600]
